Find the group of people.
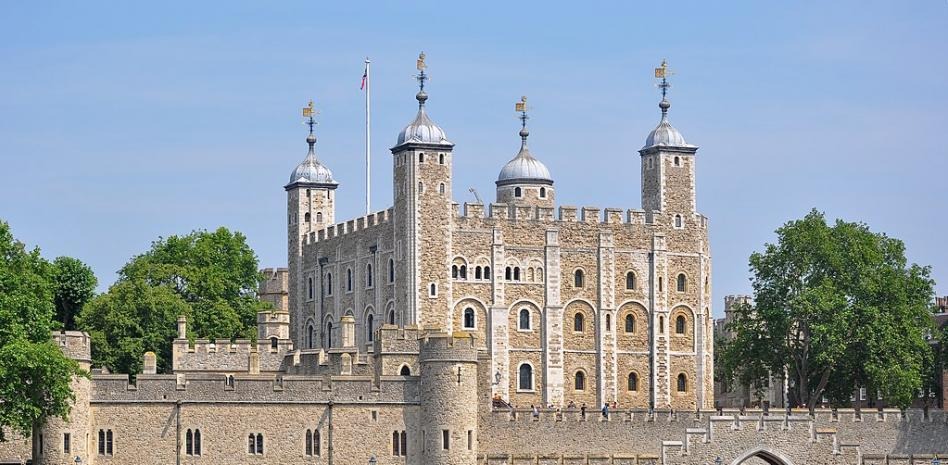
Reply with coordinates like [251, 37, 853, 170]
[527, 401, 620, 418]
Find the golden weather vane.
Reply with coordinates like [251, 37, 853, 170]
[302, 100, 318, 134]
[654, 59, 674, 100]
[515, 95, 527, 113]
[416, 51, 426, 71]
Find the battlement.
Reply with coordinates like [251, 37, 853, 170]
[724, 294, 753, 311]
[305, 207, 394, 244]
[454, 202, 709, 228]
[51, 330, 92, 363]
[419, 331, 478, 362]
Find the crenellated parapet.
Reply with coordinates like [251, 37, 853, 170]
[453, 202, 708, 230]
[304, 207, 394, 244]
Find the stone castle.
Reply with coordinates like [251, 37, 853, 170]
[2, 57, 947, 465]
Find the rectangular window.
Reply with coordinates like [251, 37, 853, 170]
[442, 429, 449, 450]
[467, 430, 472, 450]
[64, 433, 70, 454]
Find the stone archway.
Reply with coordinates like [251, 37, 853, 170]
[731, 447, 794, 465]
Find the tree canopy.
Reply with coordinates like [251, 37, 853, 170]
[0, 221, 83, 441]
[51, 256, 97, 330]
[719, 210, 936, 410]
[78, 227, 266, 374]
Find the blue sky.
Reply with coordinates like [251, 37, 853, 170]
[1, 1, 946, 315]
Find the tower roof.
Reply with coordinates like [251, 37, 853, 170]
[286, 108, 338, 189]
[496, 96, 553, 186]
[642, 60, 695, 150]
[395, 52, 451, 147]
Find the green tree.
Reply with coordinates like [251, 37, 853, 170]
[51, 256, 97, 330]
[0, 221, 83, 441]
[719, 210, 935, 410]
[77, 227, 266, 374]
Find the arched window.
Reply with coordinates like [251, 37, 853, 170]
[677, 374, 687, 392]
[439, 153, 445, 164]
[392, 431, 400, 456]
[307, 429, 314, 456]
[675, 214, 683, 229]
[366, 264, 373, 287]
[628, 372, 639, 391]
[307, 277, 314, 299]
[539, 187, 546, 198]
[307, 325, 314, 349]
[387, 309, 396, 325]
[513, 267, 520, 281]
[625, 272, 636, 290]
[419, 153, 425, 163]
[389, 258, 395, 283]
[527, 267, 535, 282]
[400, 431, 408, 456]
[674, 156, 680, 166]
[304, 212, 311, 223]
[316, 212, 323, 223]
[518, 363, 533, 391]
[452, 265, 459, 278]
[186, 429, 193, 455]
[677, 274, 686, 292]
[536, 267, 543, 281]
[624, 315, 635, 333]
[475, 266, 482, 279]
[573, 313, 584, 332]
[605, 313, 611, 331]
[484, 266, 491, 279]
[314, 430, 320, 456]
[439, 182, 445, 194]
[326, 272, 333, 295]
[367, 314, 375, 342]
[98, 430, 105, 455]
[256, 433, 264, 455]
[675, 315, 686, 334]
[270, 337, 278, 350]
[429, 282, 437, 297]
[194, 429, 201, 456]
[459, 265, 467, 279]
[400, 365, 411, 376]
[505, 267, 512, 280]
[574, 371, 586, 391]
[574, 269, 584, 288]
[346, 268, 353, 292]
[248, 433, 255, 454]
[463, 308, 475, 329]
[226, 375, 235, 387]
[518, 308, 530, 330]
[326, 322, 333, 348]
[514, 186, 522, 197]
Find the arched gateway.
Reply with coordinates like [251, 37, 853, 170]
[731, 447, 794, 465]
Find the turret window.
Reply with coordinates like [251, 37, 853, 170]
[63, 433, 70, 454]
[429, 282, 437, 297]
[439, 182, 445, 194]
[625, 271, 636, 290]
[675, 214, 683, 229]
[367, 314, 375, 342]
[674, 156, 681, 166]
[400, 365, 411, 376]
[463, 307, 476, 329]
[326, 273, 333, 296]
[366, 264, 373, 288]
[316, 212, 323, 223]
[346, 268, 353, 293]
[439, 153, 445, 164]
[539, 187, 546, 198]
[573, 269, 584, 288]
[388, 258, 395, 283]
[387, 309, 396, 325]
[304, 212, 311, 223]
[307, 277, 314, 300]
[514, 187, 522, 197]
[419, 153, 425, 163]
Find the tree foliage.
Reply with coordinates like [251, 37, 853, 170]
[0, 221, 83, 441]
[77, 227, 266, 374]
[51, 256, 97, 330]
[719, 210, 935, 410]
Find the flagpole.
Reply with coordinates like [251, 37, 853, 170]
[364, 57, 371, 215]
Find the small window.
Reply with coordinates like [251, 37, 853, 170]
[400, 431, 407, 456]
[63, 433, 70, 454]
[307, 429, 314, 456]
[463, 308, 475, 329]
[452, 265, 459, 279]
[226, 375, 235, 387]
[518, 363, 533, 390]
[518, 308, 530, 330]
[625, 272, 636, 290]
[677, 374, 687, 392]
[270, 337, 278, 350]
[484, 266, 491, 279]
[574, 371, 586, 391]
[539, 187, 546, 198]
[658, 277, 663, 292]
[367, 314, 375, 342]
[573, 313, 584, 332]
[346, 268, 353, 292]
[98, 430, 105, 455]
[460, 265, 467, 279]
[314, 430, 321, 456]
[387, 309, 396, 325]
[574, 269, 584, 288]
[513, 267, 520, 281]
[388, 258, 395, 283]
[659, 316, 665, 334]
[257, 433, 264, 455]
[674, 156, 680, 166]
[505, 267, 512, 280]
[605, 313, 611, 331]
[304, 212, 311, 223]
[307, 277, 314, 299]
[675, 315, 686, 334]
[400, 365, 411, 376]
[307, 325, 314, 349]
[628, 372, 639, 391]
[467, 430, 473, 451]
[675, 214, 683, 229]
[475, 266, 482, 280]
[326, 272, 333, 295]
[392, 431, 400, 456]
[442, 430, 450, 450]
[514, 186, 522, 197]
[418, 181, 424, 193]
[676, 274, 686, 292]
[366, 264, 373, 287]
[316, 212, 323, 223]
[429, 282, 437, 297]
[326, 322, 333, 349]
[439, 182, 445, 194]
[625, 315, 635, 333]
[306, 188, 311, 198]
[106, 430, 113, 455]
[439, 153, 445, 164]
[419, 153, 425, 163]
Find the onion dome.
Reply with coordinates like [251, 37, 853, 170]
[395, 90, 451, 146]
[286, 132, 337, 187]
[643, 99, 693, 149]
[496, 125, 553, 186]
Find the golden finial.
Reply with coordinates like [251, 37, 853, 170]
[416, 52, 426, 71]
[302, 100, 318, 135]
[654, 59, 669, 79]
[302, 100, 315, 118]
[654, 59, 674, 104]
[515, 96, 527, 113]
